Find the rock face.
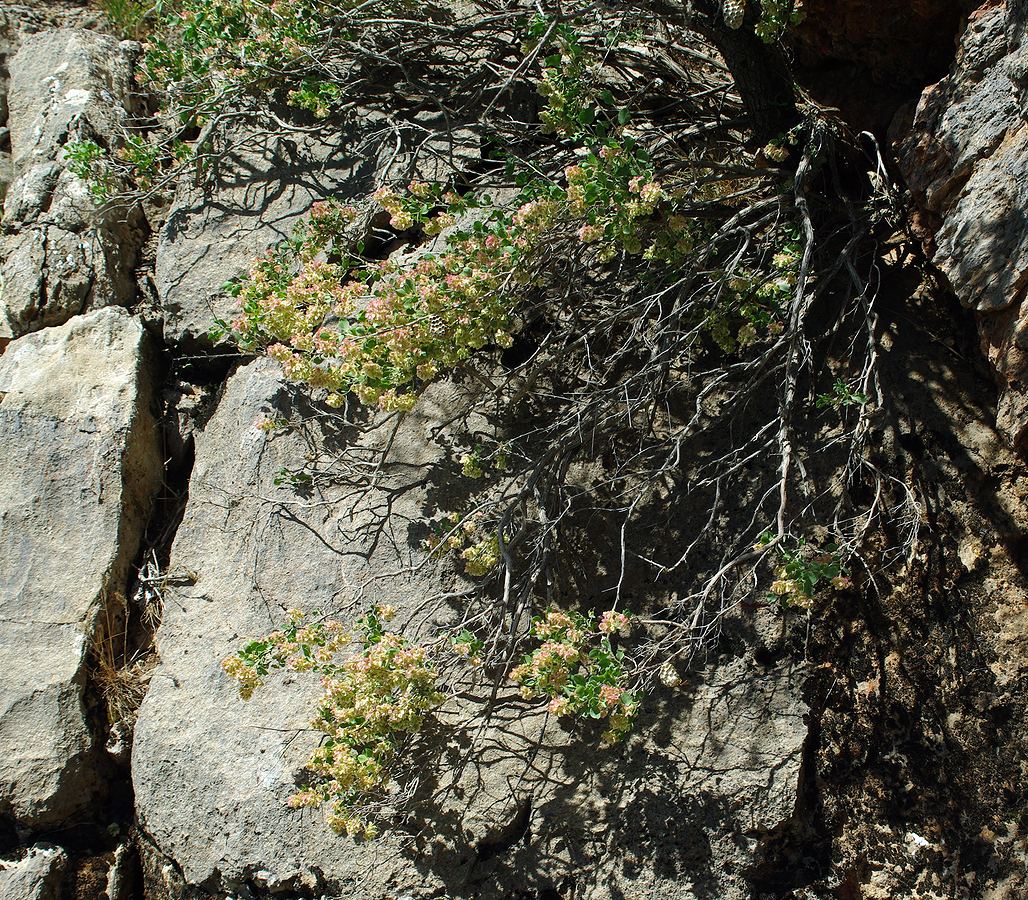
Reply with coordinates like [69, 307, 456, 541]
[0, 844, 67, 900]
[0, 307, 161, 828]
[898, 0, 1028, 449]
[0, 8, 1022, 900]
[155, 127, 372, 346]
[132, 359, 808, 899]
[156, 114, 473, 346]
[0, 0, 105, 187]
[0, 29, 144, 339]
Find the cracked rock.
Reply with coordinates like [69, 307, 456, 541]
[0, 844, 67, 900]
[132, 359, 807, 899]
[898, 1, 1028, 449]
[0, 307, 161, 828]
[0, 29, 145, 339]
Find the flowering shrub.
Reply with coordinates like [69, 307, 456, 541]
[143, 0, 424, 122]
[524, 17, 605, 139]
[461, 535, 502, 577]
[721, 0, 805, 41]
[222, 608, 350, 700]
[223, 116, 747, 411]
[187, 0, 890, 851]
[229, 16, 690, 410]
[511, 608, 638, 745]
[756, 534, 850, 608]
[223, 603, 645, 837]
[566, 146, 684, 261]
[707, 236, 799, 351]
[754, 1, 806, 43]
[458, 442, 509, 479]
[421, 511, 503, 578]
[224, 190, 532, 411]
[223, 606, 443, 838]
[451, 629, 485, 665]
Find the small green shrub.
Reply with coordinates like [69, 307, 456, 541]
[223, 606, 443, 838]
[64, 140, 118, 202]
[756, 533, 850, 608]
[512, 608, 638, 745]
[99, 0, 150, 40]
[816, 378, 870, 411]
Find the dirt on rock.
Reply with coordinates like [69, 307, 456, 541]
[763, 248, 1028, 898]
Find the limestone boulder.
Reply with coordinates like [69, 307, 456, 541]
[155, 126, 370, 347]
[0, 29, 144, 339]
[0, 307, 161, 828]
[898, 1, 1028, 449]
[132, 359, 808, 899]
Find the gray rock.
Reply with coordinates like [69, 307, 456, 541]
[0, 307, 161, 828]
[4, 30, 137, 197]
[898, 1, 1028, 448]
[0, 30, 144, 339]
[155, 113, 477, 346]
[133, 359, 807, 899]
[899, 5, 1015, 214]
[0, 150, 11, 206]
[155, 126, 365, 346]
[933, 124, 1028, 314]
[0, 2, 102, 43]
[0, 844, 67, 900]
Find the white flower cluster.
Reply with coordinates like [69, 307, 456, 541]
[723, 0, 747, 30]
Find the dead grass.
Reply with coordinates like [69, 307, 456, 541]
[91, 588, 158, 727]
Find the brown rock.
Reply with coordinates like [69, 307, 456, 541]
[791, 0, 974, 132]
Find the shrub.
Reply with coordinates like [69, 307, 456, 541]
[102, 0, 892, 843]
[512, 608, 639, 744]
[223, 606, 443, 837]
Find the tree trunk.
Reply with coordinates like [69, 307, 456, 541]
[701, 9, 799, 142]
[651, 1, 800, 143]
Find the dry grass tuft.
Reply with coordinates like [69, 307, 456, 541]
[91, 588, 158, 727]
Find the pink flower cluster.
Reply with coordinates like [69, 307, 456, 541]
[511, 607, 638, 743]
[230, 189, 540, 410]
[231, 158, 689, 412]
